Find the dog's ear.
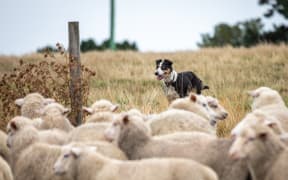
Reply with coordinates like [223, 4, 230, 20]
[155, 59, 162, 65]
[164, 59, 173, 66]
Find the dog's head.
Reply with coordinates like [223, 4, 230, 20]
[154, 59, 173, 80]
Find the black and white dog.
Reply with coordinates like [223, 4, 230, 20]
[154, 59, 209, 98]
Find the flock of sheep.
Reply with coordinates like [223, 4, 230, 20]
[0, 86, 288, 180]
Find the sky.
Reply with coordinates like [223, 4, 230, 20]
[0, 0, 286, 55]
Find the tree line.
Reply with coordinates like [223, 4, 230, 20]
[198, 0, 288, 47]
[37, 39, 138, 53]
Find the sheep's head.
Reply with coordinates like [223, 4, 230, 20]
[206, 96, 228, 121]
[83, 99, 119, 114]
[169, 93, 218, 125]
[7, 116, 33, 134]
[104, 113, 150, 143]
[247, 87, 285, 110]
[6, 116, 38, 149]
[229, 114, 280, 160]
[54, 145, 97, 176]
[15, 92, 55, 107]
[39, 102, 70, 116]
[233, 110, 284, 137]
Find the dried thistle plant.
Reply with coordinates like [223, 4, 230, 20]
[0, 43, 95, 131]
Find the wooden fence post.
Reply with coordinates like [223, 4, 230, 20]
[68, 21, 82, 126]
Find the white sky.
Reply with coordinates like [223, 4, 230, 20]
[0, 0, 286, 55]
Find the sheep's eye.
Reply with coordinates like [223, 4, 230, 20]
[64, 154, 70, 158]
[245, 137, 255, 144]
[211, 104, 218, 108]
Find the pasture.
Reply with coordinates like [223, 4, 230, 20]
[0, 44, 287, 136]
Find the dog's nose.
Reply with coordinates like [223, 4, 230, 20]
[154, 72, 158, 76]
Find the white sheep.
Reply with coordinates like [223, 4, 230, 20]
[67, 122, 110, 142]
[14, 139, 129, 180]
[169, 93, 228, 125]
[7, 117, 68, 169]
[0, 156, 13, 180]
[147, 109, 216, 136]
[66, 141, 127, 160]
[169, 93, 214, 120]
[14, 143, 72, 180]
[232, 110, 285, 136]
[248, 86, 286, 110]
[0, 130, 11, 164]
[53, 145, 218, 180]
[38, 102, 74, 132]
[15, 92, 55, 119]
[83, 99, 119, 114]
[143, 93, 221, 136]
[83, 99, 119, 123]
[85, 111, 115, 123]
[154, 131, 217, 143]
[104, 114, 250, 180]
[247, 86, 288, 131]
[229, 119, 288, 180]
[206, 96, 229, 121]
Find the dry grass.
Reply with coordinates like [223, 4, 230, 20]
[0, 44, 287, 136]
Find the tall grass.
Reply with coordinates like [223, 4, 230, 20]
[0, 44, 287, 136]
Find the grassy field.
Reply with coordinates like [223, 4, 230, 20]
[0, 44, 287, 136]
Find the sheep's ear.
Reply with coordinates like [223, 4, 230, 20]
[247, 90, 259, 98]
[63, 108, 70, 116]
[71, 147, 82, 158]
[266, 121, 277, 129]
[43, 98, 55, 106]
[83, 107, 94, 114]
[122, 115, 130, 125]
[262, 116, 279, 129]
[190, 94, 197, 102]
[15, 98, 24, 106]
[110, 104, 119, 112]
[10, 121, 18, 131]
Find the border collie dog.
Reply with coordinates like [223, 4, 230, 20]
[154, 59, 209, 98]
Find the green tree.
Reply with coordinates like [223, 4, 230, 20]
[37, 45, 57, 53]
[80, 39, 99, 52]
[239, 18, 264, 47]
[198, 19, 263, 48]
[261, 24, 288, 43]
[80, 38, 138, 52]
[259, 0, 288, 19]
[198, 23, 242, 47]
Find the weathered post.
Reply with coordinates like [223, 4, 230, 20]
[68, 21, 82, 126]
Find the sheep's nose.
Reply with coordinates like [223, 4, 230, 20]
[223, 112, 228, 119]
